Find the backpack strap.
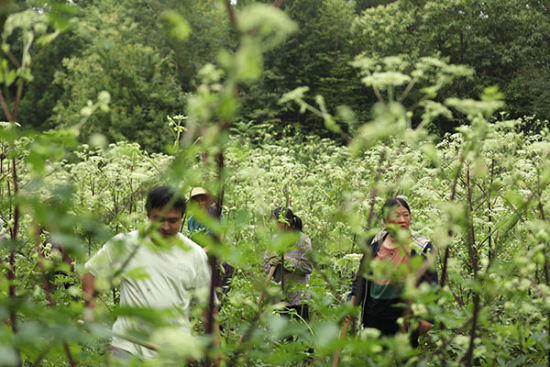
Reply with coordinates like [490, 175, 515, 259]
[370, 230, 388, 257]
[410, 232, 432, 256]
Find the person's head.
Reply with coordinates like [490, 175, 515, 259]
[382, 197, 411, 232]
[272, 206, 300, 232]
[190, 187, 211, 209]
[145, 186, 186, 238]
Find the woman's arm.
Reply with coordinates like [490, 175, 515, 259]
[264, 250, 279, 273]
[283, 234, 313, 275]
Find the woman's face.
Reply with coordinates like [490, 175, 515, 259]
[386, 205, 411, 231]
[276, 219, 291, 232]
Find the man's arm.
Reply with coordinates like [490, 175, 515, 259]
[82, 272, 97, 320]
[419, 320, 432, 334]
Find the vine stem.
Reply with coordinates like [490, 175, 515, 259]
[462, 168, 479, 367]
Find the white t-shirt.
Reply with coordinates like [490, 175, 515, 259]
[84, 230, 211, 358]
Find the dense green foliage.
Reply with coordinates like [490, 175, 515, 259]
[1, 1, 549, 367]
[2, 0, 549, 149]
[2, 115, 550, 366]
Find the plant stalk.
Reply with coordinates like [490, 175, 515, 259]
[463, 168, 479, 367]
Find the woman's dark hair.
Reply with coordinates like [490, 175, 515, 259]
[145, 186, 186, 216]
[272, 206, 302, 231]
[293, 215, 303, 231]
[381, 197, 411, 220]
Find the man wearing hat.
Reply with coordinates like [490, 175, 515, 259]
[187, 187, 233, 296]
[187, 187, 215, 234]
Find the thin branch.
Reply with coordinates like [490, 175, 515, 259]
[365, 150, 386, 231]
[535, 174, 550, 367]
[225, 0, 238, 31]
[8, 155, 20, 367]
[372, 86, 386, 107]
[35, 227, 76, 367]
[484, 190, 537, 272]
[397, 78, 417, 103]
[422, 316, 473, 363]
[0, 89, 12, 121]
[440, 151, 465, 287]
[462, 167, 480, 367]
[11, 79, 24, 123]
[4, 50, 20, 69]
[226, 301, 268, 366]
[466, 169, 478, 273]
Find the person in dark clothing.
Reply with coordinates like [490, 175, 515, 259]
[350, 198, 437, 347]
[264, 207, 313, 322]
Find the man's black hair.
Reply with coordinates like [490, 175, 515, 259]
[145, 186, 186, 216]
[382, 197, 411, 219]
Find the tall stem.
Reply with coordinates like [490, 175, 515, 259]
[35, 228, 76, 367]
[8, 157, 20, 367]
[365, 150, 386, 231]
[12, 79, 24, 123]
[206, 152, 224, 336]
[9, 158, 19, 332]
[0, 89, 12, 121]
[440, 151, 465, 287]
[536, 178, 550, 367]
[463, 168, 479, 367]
[487, 158, 495, 262]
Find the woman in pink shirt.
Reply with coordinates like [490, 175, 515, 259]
[350, 198, 438, 347]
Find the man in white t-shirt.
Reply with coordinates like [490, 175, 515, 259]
[82, 186, 213, 360]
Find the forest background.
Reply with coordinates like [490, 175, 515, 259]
[1, 0, 550, 366]
[4, 0, 550, 150]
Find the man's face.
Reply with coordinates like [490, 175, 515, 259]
[149, 207, 183, 238]
[192, 194, 210, 209]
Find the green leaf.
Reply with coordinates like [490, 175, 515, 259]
[238, 4, 297, 49]
[161, 11, 191, 41]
